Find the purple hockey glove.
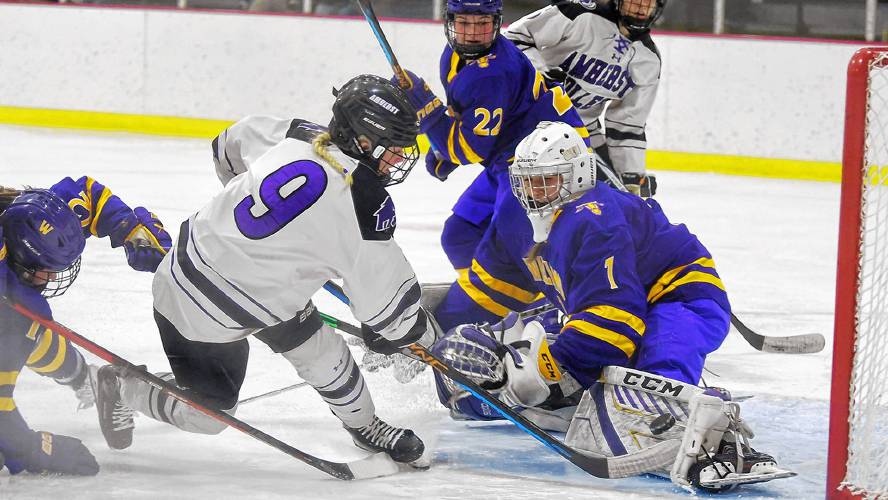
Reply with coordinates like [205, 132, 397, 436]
[392, 70, 445, 127]
[15, 432, 99, 476]
[123, 207, 172, 273]
[431, 323, 522, 389]
[425, 151, 458, 181]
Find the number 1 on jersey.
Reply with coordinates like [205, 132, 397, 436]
[604, 256, 618, 289]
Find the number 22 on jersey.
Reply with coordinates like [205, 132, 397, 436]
[234, 160, 328, 240]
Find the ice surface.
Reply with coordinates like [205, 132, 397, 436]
[0, 125, 837, 499]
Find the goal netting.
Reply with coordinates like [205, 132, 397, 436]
[829, 47, 888, 500]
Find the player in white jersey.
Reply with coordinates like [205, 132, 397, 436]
[505, 0, 664, 195]
[92, 75, 440, 466]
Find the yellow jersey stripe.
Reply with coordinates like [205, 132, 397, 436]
[458, 269, 511, 317]
[89, 186, 114, 237]
[0, 398, 15, 411]
[26, 321, 40, 341]
[447, 52, 460, 83]
[446, 122, 462, 164]
[471, 259, 539, 304]
[575, 126, 590, 139]
[457, 129, 483, 164]
[30, 336, 68, 374]
[0, 243, 6, 261]
[0, 371, 20, 386]
[649, 271, 726, 304]
[26, 329, 53, 365]
[564, 320, 637, 358]
[583, 305, 646, 336]
[646, 257, 716, 303]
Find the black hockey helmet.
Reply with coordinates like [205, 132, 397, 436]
[614, 0, 666, 38]
[329, 74, 420, 187]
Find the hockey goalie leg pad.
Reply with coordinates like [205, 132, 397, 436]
[280, 323, 375, 429]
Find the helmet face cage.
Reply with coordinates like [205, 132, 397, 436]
[10, 256, 82, 298]
[510, 163, 573, 217]
[329, 75, 421, 186]
[615, 0, 666, 37]
[370, 140, 421, 187]
[445, 0, 502, 59]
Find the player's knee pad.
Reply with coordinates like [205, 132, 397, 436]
[280, 324, 374, 428]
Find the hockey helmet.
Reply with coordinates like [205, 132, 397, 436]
[0, 189, 85, 298]
[445, 0, 502, 59]
[510, 122, 597, 216]
[614, 0, 666, 38]
[329, 74, 420, 186]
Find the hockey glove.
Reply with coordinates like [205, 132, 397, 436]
[425, 150, 458, 181]
[20, 432, 99, 476]
[122, 207, 172, 273]
[542, 67, 569, 87]
[393, 70, 445, 127]
[360, 308, 443, 383]
[620, 172, 658, 197]
[433, 314, 555, 408]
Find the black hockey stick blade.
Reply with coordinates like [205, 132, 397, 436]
[730, 312, 825, 354]
[354, 0, 412, 89]
[8, 301, 401, 481]
[318, 309, 679, 479]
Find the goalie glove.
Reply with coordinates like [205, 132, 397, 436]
[432, 313, 565, 408]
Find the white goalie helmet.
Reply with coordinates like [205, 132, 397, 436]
[509, 121, 596, 218]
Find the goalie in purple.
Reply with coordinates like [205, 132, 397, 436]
[0, 181, 171, 476]
[431, 121, 730, 421]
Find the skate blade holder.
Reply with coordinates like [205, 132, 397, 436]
[699, 468, 797, 489]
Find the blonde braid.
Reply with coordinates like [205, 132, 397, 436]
[0, 186, 24, 213]
[312, 133, 353, 186]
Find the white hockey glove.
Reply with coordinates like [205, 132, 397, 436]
[357, 307, 443, 384]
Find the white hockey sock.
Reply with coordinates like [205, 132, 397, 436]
[280, 324, 375, 429]
[120, 372, 229, 435]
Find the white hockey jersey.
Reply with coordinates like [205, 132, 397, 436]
[153, 116, 425, 346]
[505, 2, 661, 175]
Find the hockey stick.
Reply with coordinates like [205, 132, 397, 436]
[317, 285, 679, 479]
[729, 312, 825, 354]
[6, 301, 402, 480]
[354, 0, 412, 89]
[417, 281, 825, 354]
[239, 363, 365, 406]
[238, 381, 309, 406]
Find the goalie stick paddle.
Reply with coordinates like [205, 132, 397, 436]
[319, 283, 680, 479]
[7, 301, 402, 481]
[730, 312, 825, 354]
[354, 0, 412, 89]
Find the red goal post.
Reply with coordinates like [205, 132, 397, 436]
[829, 47, 888, 500]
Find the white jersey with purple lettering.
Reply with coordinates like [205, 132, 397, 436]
[154, 120, 423, 346]
[505, 2, 661, 175]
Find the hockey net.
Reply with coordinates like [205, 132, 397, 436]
[829, 47, 888, 500]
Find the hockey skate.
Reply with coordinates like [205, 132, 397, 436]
[674, 392, 796, 492]
[71, 364, 99, 410]
[344, 416, 427, 468]
[687, 438, 796, 493]
[95, 365, 136, 450]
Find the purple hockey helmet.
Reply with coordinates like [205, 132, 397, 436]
[0, 189, 85, 297]
[445, 0, 503, 60]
